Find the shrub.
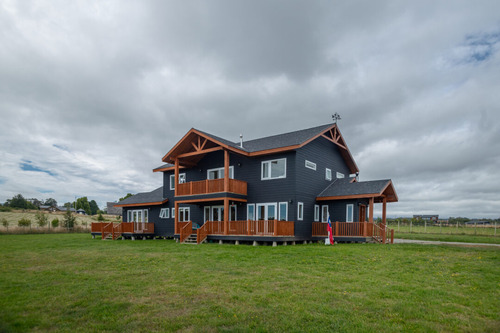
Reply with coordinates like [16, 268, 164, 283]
[35, 212, 48, 228]
[18, 218, 31, 228]
[116, 215, 121, 221]
[1, 217, 8, 229]
[62, 209, 76, 229]
[0, 206, 12, 212]
[51, 218, 59, 228]
[97, 213, 105, 221]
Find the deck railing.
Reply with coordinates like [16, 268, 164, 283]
[195, 220, 294, 241]
[177, 178, 247, 196]
[179, 221, 192, 243]
[312, 221, 394, 243]
[91, 222, 154, 238]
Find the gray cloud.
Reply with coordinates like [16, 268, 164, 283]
[0, 0, 499, 217]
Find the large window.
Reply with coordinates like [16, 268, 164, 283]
[160, 208, 169, 219]
[278, 202, 288, 221]
[261, 158, 286, 180]
[321, 205, 329, 223]
[257, 203, 277, 220]
[207, 166, 234, 180]
[128, 209, 148, 222]
[297, 202, 304, 221]
[170, 173, 186, 190]
[346, 204, 354, 222]
[314, 205, 320, 222]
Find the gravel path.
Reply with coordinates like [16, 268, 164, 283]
[393, 238, 500, 248]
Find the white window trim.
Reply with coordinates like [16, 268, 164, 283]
[305, 160, 316, 171]
[261, 158, 287, 180]
[171, 207, 175, 219]
[278, 202, 288, 221]
[128, 209, 148, 222]
[314, 205, 320, 222]
[178, 207, 190, 222]
[256, 202, 278, 220]
[326, 168, 332, 181]
[170, 173, 186, 190]
[321, 205, 329, 223]
[336, 172, 345, 179]
[207, 166, 234, 180]
[160, 208, 169, 219]
[247, 204, 255, 221]
[346, 204, 354, 222]
[297, 202, 304, 221]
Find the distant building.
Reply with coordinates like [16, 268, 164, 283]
[413, 215, 439, 222]
[107, 202, 122, 216]
[57, 206, 76, 212]
[40, 205, 57, 212]
[76, 209, 87, 215]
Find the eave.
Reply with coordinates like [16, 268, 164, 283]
[114, 199, 169, 208]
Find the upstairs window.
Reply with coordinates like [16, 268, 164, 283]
[261, 158, 286, 180]
[207, 166, 234, 180]
[326, 168, 332, 181]
[170, 173, 186, 190]
[336, 172, 345, 179]
[305, 160, 316, 170]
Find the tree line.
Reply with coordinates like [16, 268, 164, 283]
[1, 194, 101, 215]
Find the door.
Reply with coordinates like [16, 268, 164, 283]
[359, 204, 366, 222]
[256, 203, 277, 234]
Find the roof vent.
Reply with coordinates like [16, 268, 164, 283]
[239, 134, 244, 148]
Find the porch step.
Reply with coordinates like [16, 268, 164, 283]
[182, 234, 198, 244]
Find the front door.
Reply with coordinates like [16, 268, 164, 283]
[359, 204, 366, 222]
[211, 206, 224, 221]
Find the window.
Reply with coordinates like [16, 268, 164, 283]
[247, 204, 255, 220]
[128, 209, 148, 222]
[170, 173, 186, 190]
[321, 205, 329, 223]
[160, 208, 169, 219]
[336, 172, 345, 179]
[326, 168, 332, 181]
[305, 160, 316, 170]
[204, 206, 210, 222]
[178, 207, 190, 222]
[314, 205, 320, 222]
[346, 204, 354, 222]
[297, 202, 304, 221]
[261, 158, 286, 180]
[279, 202, 288, 221]
[256, 203, 277, 220]
[171, 207, 175, 219]
[230, 205, 237, 221]
[207, 166, 234, 180]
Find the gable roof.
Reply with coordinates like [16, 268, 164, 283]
[114, 187, 168, 207]
[159, 123, 359, 173]
[317, 178, 398, 203]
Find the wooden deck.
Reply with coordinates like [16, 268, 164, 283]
[91, 222, 154, 240]
[312, 221, 394, 243]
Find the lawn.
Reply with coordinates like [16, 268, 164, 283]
[0, 234, 498, 332]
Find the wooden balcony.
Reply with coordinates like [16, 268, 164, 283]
[177, 178, 247, 196]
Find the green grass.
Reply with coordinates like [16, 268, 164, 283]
[0, 234, 499, 332]
[395, 232, 500, 244]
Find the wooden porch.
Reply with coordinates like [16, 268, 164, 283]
[312, 221, 394, 244]
[177, 178, 247, 196]
[178, 220, 295, 244]
[91, 222, 155, 240]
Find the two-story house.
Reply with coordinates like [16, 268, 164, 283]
[93, 123, 398, 244]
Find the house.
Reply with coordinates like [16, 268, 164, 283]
[57, 206, 76, 212]
[40, 205, 57, 212]
[413, 215, 439, 222]
[92, 123, 398, 243]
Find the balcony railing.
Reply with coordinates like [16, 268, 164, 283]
[196, 220, 294, 242]
[177, 179, 247, 196]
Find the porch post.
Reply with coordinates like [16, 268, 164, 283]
[367, 197, 374, 237]
[382, 197, 387, 243]
[174, 158, 179, 197]
[224, 149, 229, 193]
[174, 201, 179, 234]
[224, 197, 229, 235]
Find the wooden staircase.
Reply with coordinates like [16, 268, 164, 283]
[182, 234, 198, 244]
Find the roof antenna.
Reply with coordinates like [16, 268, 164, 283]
[239, 134, 243, 148]
[332, 113, 341, 124]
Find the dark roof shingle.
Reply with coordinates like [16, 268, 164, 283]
[116, 187, 165, 206]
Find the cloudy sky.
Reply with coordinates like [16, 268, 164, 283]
[1, 1, 499, 218]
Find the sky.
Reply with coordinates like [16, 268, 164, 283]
[1, 1, 499, 218]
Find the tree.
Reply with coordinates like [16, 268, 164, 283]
[97, 212, 105, 221]
[119, 193, 133, 202]
[62, 209, 76, 229]
[51, 218, 59, 228]
[18, 218, 31, 228]
[44, 198, 58, 207]
[1, 217, 8, 230]
[75, 197, 91, 215]
[89, 200, 99, 215]
[35, 212, 49, 228]
[6, 194, 28, 209]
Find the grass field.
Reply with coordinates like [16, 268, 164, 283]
[0, 234, 498, 332]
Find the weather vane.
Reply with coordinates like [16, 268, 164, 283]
[332, 113, 341, 124]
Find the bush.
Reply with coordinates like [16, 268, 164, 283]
[51, 218, 59, 228]
[97, 212, 105, 221]
[1, 217, 8, 229]
[62, 209, 76, 229]
[18, 218, 31, 228]
[0, 206, 12, 212]
[35, 212, 48, 228]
